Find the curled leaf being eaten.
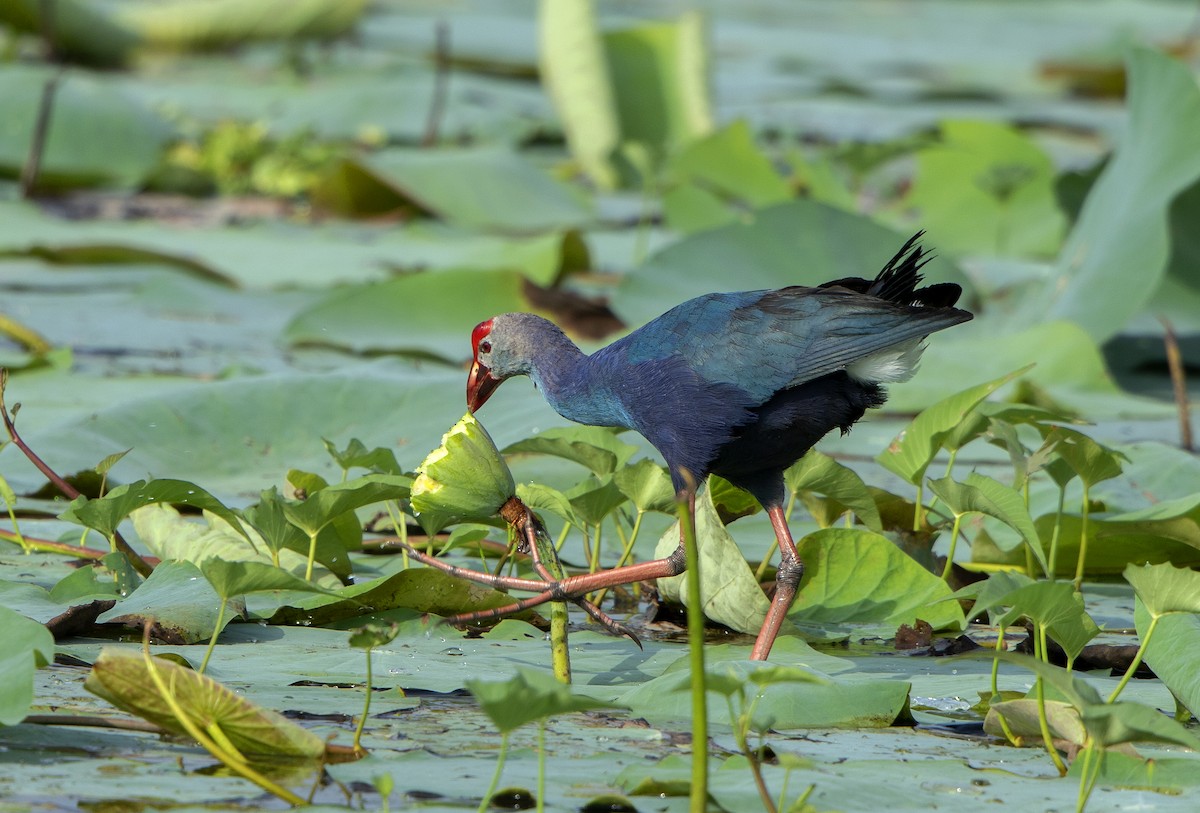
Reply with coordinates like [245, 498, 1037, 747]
[410, 412, 515, 535]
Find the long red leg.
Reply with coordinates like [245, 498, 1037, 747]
[750, 504, 804, 660]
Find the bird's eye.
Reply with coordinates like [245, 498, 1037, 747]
[479, 340, 492, 354]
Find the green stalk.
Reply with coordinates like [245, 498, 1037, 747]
[754, 538, 781, 583]
[528, 518, 572, 683]
[939, 513, 964, 581]
[304, 531, 318, 581]
[537, 720, 546, 813]
[0, 495, 29, 554]
[1108, 614, 1159, 703]
[1073, 484, 1091, 591]
[477, 732, 510, 813]
[553, 521, 571, 553]
[198, 597, 229, 675]
[353, 646, 373, 753]
[679, 490, 708, 813]
[1075, 742, 1097, 813]
[549, 602, 570, 684]
[591, 522, 603, 574]
[925, 450, 959, 517]
[384, 500, 409, 569]
[990, 627, 1018, 745]
[1047, 486, 1066, 578]
[737, 691, 777, 813]
[913, 481, 925, 532]
[1033, 624, 1067, 775]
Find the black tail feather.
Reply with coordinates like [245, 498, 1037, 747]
[820, 231, 962, 308]
[868, 230, 933, 302]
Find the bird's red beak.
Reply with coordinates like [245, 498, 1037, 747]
[467, 360, 501, 413]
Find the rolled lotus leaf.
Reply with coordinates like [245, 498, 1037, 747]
[410, 412, 515, 534]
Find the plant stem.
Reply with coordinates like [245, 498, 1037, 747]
[1108, 613, 1158, 703]
[384, 500, 409, 569]
[1075, 742, 1096, 813]
[591, 522, 603, 575]
[990, 627, 1018, 745]
[353, 647, 373, 753]
[553, 521, 571, 552]
[939, 513, 963, 581]
[1073, 484, 1091, 592]
[478, 732, 510, 813]
[1032, 624, 1068, 775]
[1047, 486, 1066, 578]
[304, 531, 318, 581]
[679, 489, 708, 813]
[198, 596, 228, 675]
[913, 481, 924, 532]
[524, 516, 571, 683]
[754, 538, 780, 583]
[537, 720, 546, 813]
[925, 449, 959, 517]
[738, 691, 777, 813]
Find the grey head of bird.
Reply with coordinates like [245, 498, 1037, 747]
[466, 312, 578, 412]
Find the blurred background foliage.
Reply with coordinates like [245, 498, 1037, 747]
[0, 0, 1197, 499]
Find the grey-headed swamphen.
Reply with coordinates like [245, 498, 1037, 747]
[465, 233, 972, 659]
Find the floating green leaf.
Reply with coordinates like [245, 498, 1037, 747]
[0, 605, 55, 726]
[877, 367, 1031, 486]
[95, 560, 230, 646]
[467, 667, 620, 733]
[927, 472, 1046, 575]
[790, 528, 965, 632]
[503, 426, 637, 476]
[785, 451, 882, 531]
[316, 148, 592, 232]
[613, 459, 676, 515]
